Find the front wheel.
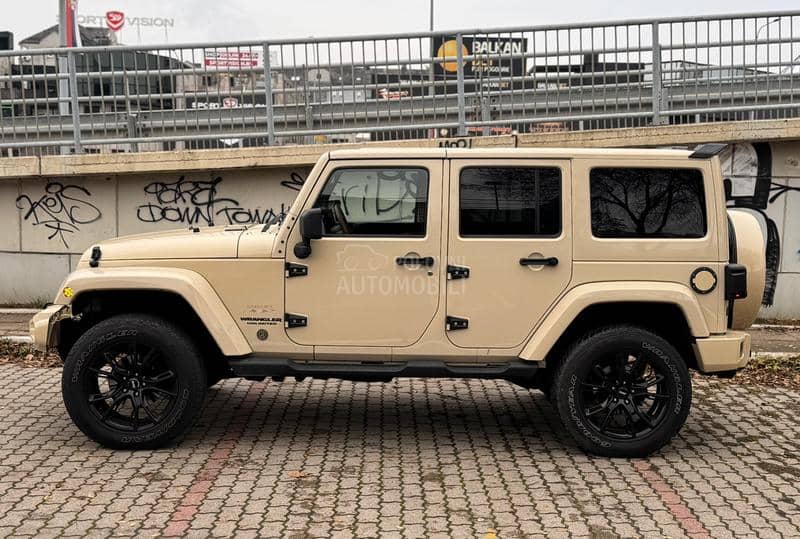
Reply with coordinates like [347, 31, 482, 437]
[552, 326, 691, 458]
[62, 314, 207, 449]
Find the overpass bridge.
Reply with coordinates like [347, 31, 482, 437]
[1, 10, 799, 154]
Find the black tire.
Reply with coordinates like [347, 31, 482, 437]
[551, 326, 691, 458]
[62, 314, 207, 449]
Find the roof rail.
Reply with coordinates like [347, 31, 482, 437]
[689, 143, 727, 159]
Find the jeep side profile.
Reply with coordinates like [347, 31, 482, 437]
[31, 146, 768, 457]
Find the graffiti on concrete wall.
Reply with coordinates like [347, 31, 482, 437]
[15, 182, 102, 248]
[136, 173, 306, 226]
[280, 172, 307, 192]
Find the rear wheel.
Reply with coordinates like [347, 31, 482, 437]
[62, 314, 207, 449]
[552, 326, 691, 457]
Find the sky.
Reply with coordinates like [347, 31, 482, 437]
[2, 0, 798, 46]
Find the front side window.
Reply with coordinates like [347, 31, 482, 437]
[590, 168, 707, 238]
[460, 167, 561, 236]
[313, 167, 429, 236]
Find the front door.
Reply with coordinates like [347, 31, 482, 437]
[284, 160, 443, 347]
[446, 159, 572, 349]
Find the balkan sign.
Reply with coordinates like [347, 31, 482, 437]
[433, 36, 527, 80]
[204, 50, 261, 68]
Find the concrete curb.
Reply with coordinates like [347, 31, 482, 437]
[0, 308, 38, 314]
[0, 335, 32, 344]
[753, 351, 799, 359]
[751, 323, 800, 330]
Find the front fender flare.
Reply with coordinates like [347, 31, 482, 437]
[518, 281, 710, 361]
[57, 267, 252, 357]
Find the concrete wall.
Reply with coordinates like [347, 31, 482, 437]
[1, 166, 311, 304]
[2, 120, 800, 320]
[758, 141, 800, 320]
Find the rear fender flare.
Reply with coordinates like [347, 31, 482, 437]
[518, 281, 710, 361]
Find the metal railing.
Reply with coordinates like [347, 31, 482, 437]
[1, 10, 799, 155]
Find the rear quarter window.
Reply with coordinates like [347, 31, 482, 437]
[590, 167, 707, 238]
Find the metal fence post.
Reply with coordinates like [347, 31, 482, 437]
[651, 22, 664, 126]
[481, 97, 491, 136]
[66, 50, 82, 153]
[262, 42, 276, 146]
[455, 33, 467, 136]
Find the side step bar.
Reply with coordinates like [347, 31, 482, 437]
[228, 357, 539, 383]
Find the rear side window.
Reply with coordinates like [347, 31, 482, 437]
[590, 168, 706, 238]
[460, 167, 561, 236]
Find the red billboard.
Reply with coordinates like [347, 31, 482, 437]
[204, 50, 261, 68]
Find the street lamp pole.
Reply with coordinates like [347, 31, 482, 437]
[756, 17, 780, 39]
[427, 0, 435, 133]
[57, 0, 71, 153]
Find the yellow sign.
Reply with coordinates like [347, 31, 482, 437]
[436, 40, 468, 73]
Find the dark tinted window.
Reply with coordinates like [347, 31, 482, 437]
[460, 167, 561, 236]
[314, 168, 428, 236]
[590, 168, 706, 238]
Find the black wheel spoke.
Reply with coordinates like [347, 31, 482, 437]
[622, 407, 637, 437]
[592, 364, 606, 379]
[635, 374, 665, 389]
[141, 402, 159, 423]
[101, 394, 127, 420]
[631, 404, 654, 429]
[598, 405, 615, 433]
[145, 370, 176, 384]
[633, 391, 670, 400]
[88, 389, 118, 403]
[145, 386, 177, 399]
[585, 403, 608, 417]
[139, 348, 158, 369]
[615, 353, 628, 381]
[88, 367, 116, 380]
[630, 354, 647, 379]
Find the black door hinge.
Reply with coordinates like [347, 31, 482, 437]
[285, 262, 308, 278]
[285, 313, 308, 328]
[447, 265, 470, 280]
[446, 316, 469, 331]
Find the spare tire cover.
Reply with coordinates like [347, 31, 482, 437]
[728, 210, 766, 330]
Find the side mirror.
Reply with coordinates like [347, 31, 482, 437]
[294, 208, 323, 259]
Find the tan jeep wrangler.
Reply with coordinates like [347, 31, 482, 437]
[31, 146, 768, 457]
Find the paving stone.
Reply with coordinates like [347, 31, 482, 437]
[0, 365, 798, 537]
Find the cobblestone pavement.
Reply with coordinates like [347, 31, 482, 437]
[1, 365, 799, 538]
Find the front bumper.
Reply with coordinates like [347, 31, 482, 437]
[29, 305, 70, 352]
[692, 330, 751, 373]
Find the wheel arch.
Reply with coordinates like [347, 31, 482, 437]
[519, 282, 709, 369]
[55, 267, 251, 358]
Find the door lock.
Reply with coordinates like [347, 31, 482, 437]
[446, 316, 469, 331]
[447, 265, 470, 279]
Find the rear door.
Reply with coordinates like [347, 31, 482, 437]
[445, 160, 572, 349]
